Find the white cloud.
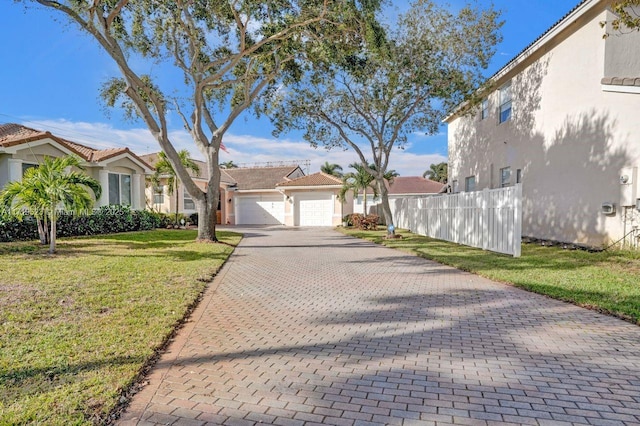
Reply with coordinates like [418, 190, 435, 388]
[21, 119, 446, 177]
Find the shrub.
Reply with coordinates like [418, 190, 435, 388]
[189, 212, 198, 226]
[0, 206, 163, 242]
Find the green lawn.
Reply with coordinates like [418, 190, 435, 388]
[339, 227, 640, 324]
[0, 229, 241, 425]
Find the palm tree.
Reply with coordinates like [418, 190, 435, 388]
[423, 162, 448, 183]
[320, 162, 343, 177]
[153, 150, 200, 224]
[339, 163, 377, 214]
[0, 155, 101, 254]
[220, 160, 238, 169]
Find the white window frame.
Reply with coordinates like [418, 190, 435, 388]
[465, 176, 476, 192]
[108, 173, 132, 206]
[499, 82, 512, 124]
[153, 185, 164, 205]
[183, 187, 195, 210]
[500, 167, 511, 188]
[480, 98, 489, 120]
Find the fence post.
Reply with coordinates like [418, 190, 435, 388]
[513, 183, 522, 257]
[482, 188, 489, 251]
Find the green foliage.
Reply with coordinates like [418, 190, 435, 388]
[607, 1, 640, 33]
[0, 206, 162, 243]
[269, 0, 502, 225]
[423, 162, 448, 183]
[22, 0, 384, 242]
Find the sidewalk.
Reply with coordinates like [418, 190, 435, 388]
[119, 227, 640, 425]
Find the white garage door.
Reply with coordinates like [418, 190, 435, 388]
[297, 192, 333, 227]
[236, 195, 284, 225]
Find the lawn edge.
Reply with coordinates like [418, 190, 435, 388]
[102, 236, 241, 425]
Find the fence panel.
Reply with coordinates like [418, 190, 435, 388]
[389, 184, 522, 257]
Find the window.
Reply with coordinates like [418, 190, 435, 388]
[153, 185, 164, 205]
[516, 169, 522, 184]
[500, 167, 511, 187]
[452, 179, 459, 193]
[480, 98, 489, 120]
[21, 163, 37, 176]
[499, 82, 512, 123]
[465, 176, 476, 192]
[183, 188, 195, 210]
[108, 173, 131, 205]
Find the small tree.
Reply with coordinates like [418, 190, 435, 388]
[339, 163, 376, 215]
[320, 162, 343, 177]
[152, 150, 200, 225]
[0, 156, 101, 254]
[423, 162, 448, 183]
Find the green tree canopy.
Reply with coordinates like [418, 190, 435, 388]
[0, 156, 101, 253]
[23, 0, 384, 241]
[268, 0, 502, 227]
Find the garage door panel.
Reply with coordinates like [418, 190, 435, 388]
[237, 196, 284, 225]
[297, 193, 333, 227]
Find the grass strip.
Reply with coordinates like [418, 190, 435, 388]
[0, 229, 241, 425]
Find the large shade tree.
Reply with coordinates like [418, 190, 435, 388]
[0, 156, 101, 254]
[21, 0, 383, 241]
[269, 0, 502, 228]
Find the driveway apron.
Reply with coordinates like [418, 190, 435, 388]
[120, 227, 640, 426]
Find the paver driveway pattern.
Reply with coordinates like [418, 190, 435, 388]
[119, 227, 640, 426]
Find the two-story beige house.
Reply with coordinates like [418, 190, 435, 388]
[446, 0, 640, 247]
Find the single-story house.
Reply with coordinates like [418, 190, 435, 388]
[353, 176, 446, 215]
[0, 123, 152, 209]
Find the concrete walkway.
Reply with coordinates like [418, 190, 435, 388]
[119, 227, 640, 426]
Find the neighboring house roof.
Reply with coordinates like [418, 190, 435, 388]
[388, 176, 445, 195]
[0, 123, 153, 170]
[222, 166, 302, 190]
[276, 172, 342, 188]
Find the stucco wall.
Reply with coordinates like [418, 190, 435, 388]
[448, 7, 640, 246]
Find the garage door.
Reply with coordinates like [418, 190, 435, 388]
[236, 195, 284, 225]
[297, 192, 333, 227]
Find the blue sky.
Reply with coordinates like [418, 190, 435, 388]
[0, 1, 577, 176]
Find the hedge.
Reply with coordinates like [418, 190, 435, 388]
[0, 205, 162, 243]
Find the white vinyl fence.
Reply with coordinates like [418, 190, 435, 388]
[390, 184, 522, 257]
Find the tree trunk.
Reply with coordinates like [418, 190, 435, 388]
[196, 149, 221, 242]
[48, 213, 57, 254]
[377, 179, 394, 230]
[37, 218, 48, 245]
[363, 191, 368, 215]
[174, 182, 179, 225]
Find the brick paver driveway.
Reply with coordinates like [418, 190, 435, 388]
[120, 227, 640, 426]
